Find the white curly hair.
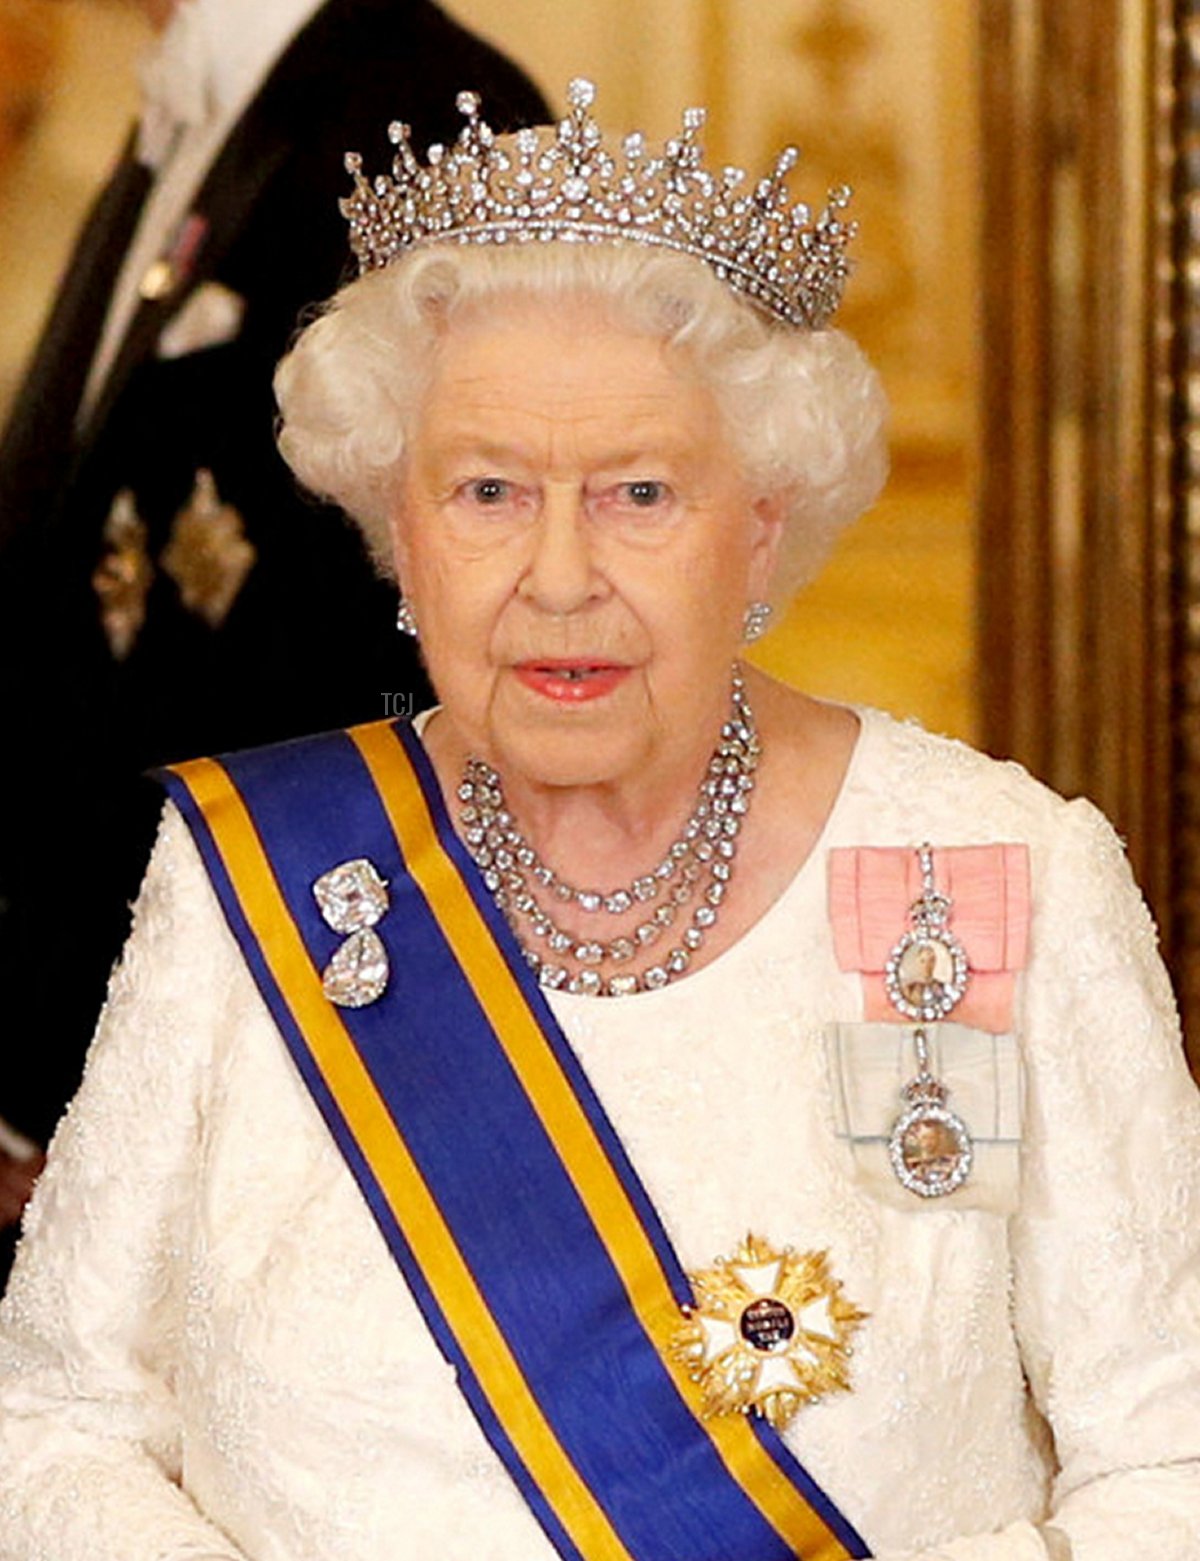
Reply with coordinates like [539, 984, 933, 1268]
[274, 240, 889, 606]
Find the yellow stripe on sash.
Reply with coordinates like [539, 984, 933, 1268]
[349, 724, 853, 1561]
[168, 755, 637, 1561]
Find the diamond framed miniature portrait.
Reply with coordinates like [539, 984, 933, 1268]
[885, 929, 969, 1021]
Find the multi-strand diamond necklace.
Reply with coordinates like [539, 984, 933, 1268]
[458, 667, 760, 995]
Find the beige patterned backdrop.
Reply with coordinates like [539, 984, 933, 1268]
[0, 0, 978, 738]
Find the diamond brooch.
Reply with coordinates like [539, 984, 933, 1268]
[312, 858, 390, 1008]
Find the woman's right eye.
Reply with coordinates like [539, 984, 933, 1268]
[465, 477, 511, 506]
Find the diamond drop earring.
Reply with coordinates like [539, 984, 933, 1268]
[742, 601, 772, 643]
[396, 597, 418, 638]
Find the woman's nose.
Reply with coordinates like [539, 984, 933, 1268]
[520, 485, 601, 615]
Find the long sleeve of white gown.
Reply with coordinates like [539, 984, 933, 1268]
[0, 807, 247, 1560]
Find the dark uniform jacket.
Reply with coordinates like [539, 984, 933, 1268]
[0, 0, 548, 1164]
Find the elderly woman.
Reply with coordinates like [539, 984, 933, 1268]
[1, 80, 1198, 1561]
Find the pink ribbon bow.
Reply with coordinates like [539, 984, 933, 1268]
[827, 844, 1031, 1032]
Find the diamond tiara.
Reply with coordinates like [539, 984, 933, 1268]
[340, 78, 856, 330]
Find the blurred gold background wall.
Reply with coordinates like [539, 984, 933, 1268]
[0, 0, 978, 740]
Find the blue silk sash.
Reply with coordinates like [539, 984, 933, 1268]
[160, 720, 869, 1561]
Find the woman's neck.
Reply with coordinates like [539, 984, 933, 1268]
[424, 674, 860, 985]
[424, 687, 739, 892]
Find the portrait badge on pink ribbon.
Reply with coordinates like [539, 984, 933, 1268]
[827, 843, 1031, 1034]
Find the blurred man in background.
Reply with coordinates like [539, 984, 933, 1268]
[0, 0, 547, 1281]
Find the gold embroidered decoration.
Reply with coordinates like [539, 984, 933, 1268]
[92, 489, 153, 660]
[160, 469, 256, 628]
[140, 212, 210, 301]
[670, 1234, 867, 1430]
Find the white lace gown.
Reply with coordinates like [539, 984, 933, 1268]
[1, 710, 1198, 1561]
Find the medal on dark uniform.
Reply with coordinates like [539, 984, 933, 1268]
[92, 489, 153, 660]
[140, 211, 209, 301]
[160, 469, 256, 628]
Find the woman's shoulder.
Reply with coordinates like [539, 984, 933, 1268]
[115, 801, 248, 1010]
[845, 705, 1120, 855]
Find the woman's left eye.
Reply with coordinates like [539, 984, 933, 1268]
[616, 480, 670, 508]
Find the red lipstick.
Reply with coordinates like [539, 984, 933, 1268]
[513, 660, 630, 703]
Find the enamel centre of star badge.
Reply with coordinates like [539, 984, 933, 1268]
[670, 1234, 867, 1429]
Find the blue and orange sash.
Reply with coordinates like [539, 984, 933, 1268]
[160, 720, 869, 1561]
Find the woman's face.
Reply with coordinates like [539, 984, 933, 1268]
[391, 296, 782, 798]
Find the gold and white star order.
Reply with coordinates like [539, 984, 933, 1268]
[670, 1234, 867, 1430]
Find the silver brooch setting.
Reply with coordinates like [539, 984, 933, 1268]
[885, 844, 974, 1198]
[312, 858, 390, 1008]
[887, 1027, 974, 1198]
[883, 844, 969, 1022]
